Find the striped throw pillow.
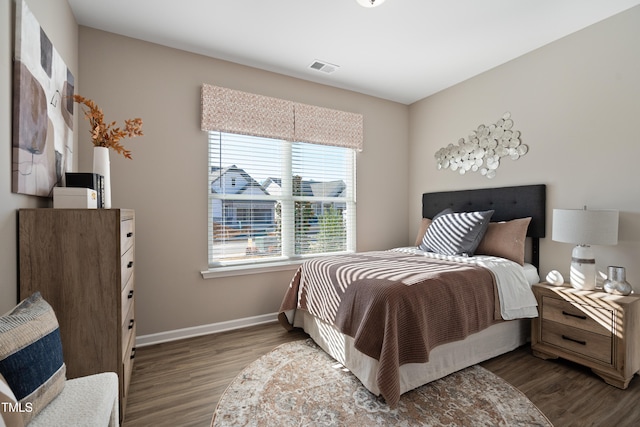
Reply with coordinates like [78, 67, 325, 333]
[0, 293, 66, 425]
[422, 210, 494, 256]
[417, 208, 453, 250]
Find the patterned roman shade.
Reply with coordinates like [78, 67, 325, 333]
[294, 103, 363, 151]
[201, 84, 363, 151]
[201, 84, 294, 140]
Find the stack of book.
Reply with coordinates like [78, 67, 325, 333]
[65, 172, 105, 208]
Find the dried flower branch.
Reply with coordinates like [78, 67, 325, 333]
[73, 94, 143, 159]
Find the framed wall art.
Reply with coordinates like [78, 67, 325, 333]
[12, 0, 74, 197]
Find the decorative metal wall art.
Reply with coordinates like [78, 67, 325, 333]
[435, 112, 528, 179]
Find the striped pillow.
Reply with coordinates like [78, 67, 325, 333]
[0, 293, 66, 425]
[422, 210, 494, 256]
[417, 208, 453, 250]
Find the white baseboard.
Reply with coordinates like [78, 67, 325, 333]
[135, 312, 279, 347]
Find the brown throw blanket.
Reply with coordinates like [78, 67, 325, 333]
[278, 250, 499, 407]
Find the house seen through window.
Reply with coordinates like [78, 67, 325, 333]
[208, 131, 356, 267]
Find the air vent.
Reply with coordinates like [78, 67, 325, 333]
[308, 60, 339, 74]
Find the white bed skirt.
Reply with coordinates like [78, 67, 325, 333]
[296, 311, 530, 397]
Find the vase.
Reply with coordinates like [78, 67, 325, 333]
[603, 266, 632, 296]
[93, 146, 111, 208]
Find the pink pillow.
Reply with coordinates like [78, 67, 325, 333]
[475, 217, 531, 265]
[414, 218, 432, 247]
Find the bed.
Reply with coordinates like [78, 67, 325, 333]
[278, 184, 546, 406]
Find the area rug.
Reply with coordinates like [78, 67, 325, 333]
[211, 339, 552, 426]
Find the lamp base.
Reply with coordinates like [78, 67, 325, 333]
[570, 245, 596, 290]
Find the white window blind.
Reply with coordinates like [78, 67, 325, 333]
[208, 131, 356, 267]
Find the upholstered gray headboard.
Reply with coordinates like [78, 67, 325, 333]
[422, 184, 546, 267]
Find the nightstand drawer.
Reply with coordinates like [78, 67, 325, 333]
[541, 319, 612, 364]
[542, 296, 613, 337]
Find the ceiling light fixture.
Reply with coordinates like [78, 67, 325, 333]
[356, 0, 386, 8]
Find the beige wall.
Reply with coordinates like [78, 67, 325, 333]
[408, 6, 640, 291]
[3, 2, 639, 338]
[75, 27, 410, 336]
[0, 0, 78, 313]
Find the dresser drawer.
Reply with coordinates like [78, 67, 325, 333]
[541, 319, 612, 364]
[121, 247, 135, 290]
[122, 305, 135, 359]
[121, 276, 135, 321]
[541, 296, 613, 337]
[120, 219, 134, 255]
[122, 325, 136, 403]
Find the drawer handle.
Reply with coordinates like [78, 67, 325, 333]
[130, 347, 136, 360]
[562, 335, 586, 346]
[127, 232, 133, 238]
[128, 290, 134, 299]
[562, 310, 587, 320]
[128, 319, 135, 329]
[127, 261, 134, 269]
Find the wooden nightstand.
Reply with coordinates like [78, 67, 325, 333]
[531, 282, 640, 389]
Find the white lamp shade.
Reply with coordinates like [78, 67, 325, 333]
[356, 0, 386, 7]
[552, 209, 619, 246]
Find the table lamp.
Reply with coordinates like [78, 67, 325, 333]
[552, 207, 619, 290]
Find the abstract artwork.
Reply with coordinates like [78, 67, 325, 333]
[12, 0, 74, 196]
[435, 112, 528, 179]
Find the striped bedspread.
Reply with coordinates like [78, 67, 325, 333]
[278, 250, 500, 407]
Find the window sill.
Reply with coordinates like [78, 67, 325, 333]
[201, 259, 303, 279]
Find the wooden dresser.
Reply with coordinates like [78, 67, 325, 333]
[531, 282, 640, 389]
[18, 209, 136, 421]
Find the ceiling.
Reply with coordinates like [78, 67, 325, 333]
[67, 0, 640, 105]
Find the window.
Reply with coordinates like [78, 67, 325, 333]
[201, 84, 362, 271]
[208, 131, 356, 267]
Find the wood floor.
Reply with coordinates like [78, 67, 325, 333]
[123, 322, 640, 427]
